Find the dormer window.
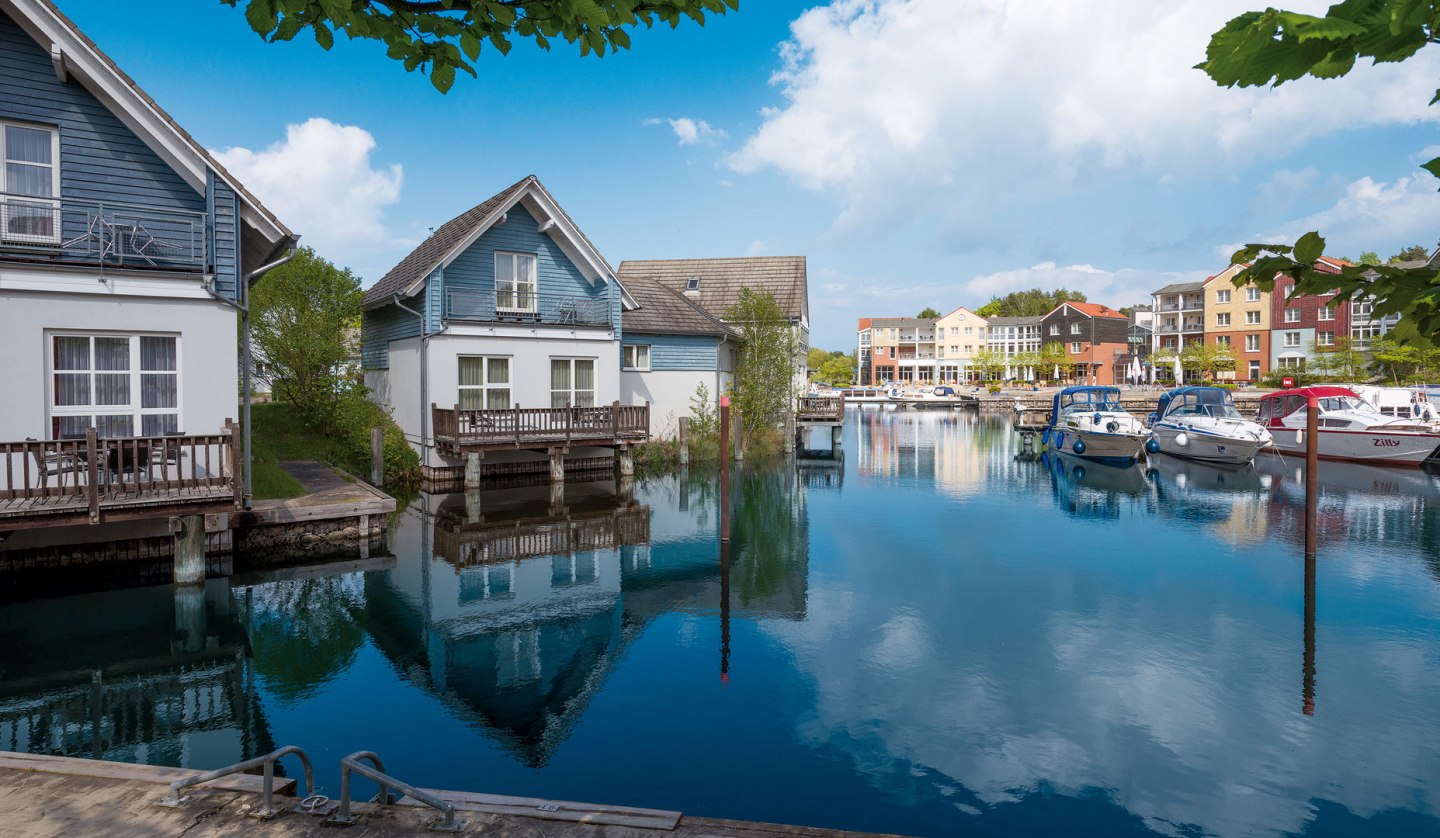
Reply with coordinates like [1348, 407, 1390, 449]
[685, 277, 701, 291]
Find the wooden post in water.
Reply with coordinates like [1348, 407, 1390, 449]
[733, 409, 744, 462]
[370, 426, 384, 486]
[1305, 396, 1319, 558]
[678, 417, 689, 466]
[719, 395, 731, 543]
[1303, 551, 1317, 716]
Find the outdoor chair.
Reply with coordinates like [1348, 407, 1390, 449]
[26, 438, 78, 489]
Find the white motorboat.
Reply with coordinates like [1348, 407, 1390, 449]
[1148, 386, 1272, 465]
[1043, 386, 1148, 463]
[1258, 386, 1440, 466]
[1346, 384, 1440, 424]
[890, 386, 961, 408]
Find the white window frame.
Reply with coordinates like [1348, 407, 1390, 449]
[551, 357, 597, 408]
[1245, 334, 1260, 352]
[1215, 335, 1231, 349]
[1215, 290, 1231, 304]
[1278, 357, 1304, 370]
[1284, 307, 1301, 323]
[622, 344, 650, 371]
[1069, 341, 1082, 354]
[1248, 360, 1261, 377]
[1318, 331, 1335, 347]
[1284, 331, 1301, 348]
[457, 355, 511, 410]
[1318, 304, 1335, 321]
[48, 332, 182, 439]
[1049, 324, 1060, 336]
[1352, 300, 1373, 317]
[1245, 310, 1261, 325]
[1245, 287, 1261, 302]
[1215, 312, 1231, 327]
[1070, 323, 1081, 335]
[494, 251, 538, 313]
[1, 120, 61, 245]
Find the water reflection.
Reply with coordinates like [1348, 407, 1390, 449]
[0, 412, 1438, 836]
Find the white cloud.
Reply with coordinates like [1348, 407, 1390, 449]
[746, 239, 769, 256]
[730, 0, 1440, 233]
[963, 262, 1204, 309]
[1229, 172, 1440, 257]
[666, 117, 728, 146]
[212, 118, 403, 261]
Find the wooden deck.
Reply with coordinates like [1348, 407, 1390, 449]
[434, 503, 651, 568]
[0, 751, 898, 837]
[0, 429, 240, 532]
[432, 403, 649, 456]
[796, 396, 845, 426]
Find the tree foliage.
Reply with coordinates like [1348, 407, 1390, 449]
[1180, 341, 1238, 380]
[251, 247, 363, 416]
[1391, 244, 1431, 263]
[225, 0, 740, 91]
[1199, 1, 1440, 346]
[811, 350, 855, 386]
[916, 307, 942, 318]
[976, 288, 1088, 318]
[725, 288, 798, 434]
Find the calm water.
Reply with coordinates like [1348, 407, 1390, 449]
[2, 409, 1439, 837]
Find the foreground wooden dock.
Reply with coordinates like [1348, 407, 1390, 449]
[0, 752, 895, 837]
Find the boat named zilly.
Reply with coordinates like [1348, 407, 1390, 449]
[1044, 386, 1148, 463]
[1258, 386, 1440, 466]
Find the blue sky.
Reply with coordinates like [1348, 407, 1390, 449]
[61, 1, 1440, 350]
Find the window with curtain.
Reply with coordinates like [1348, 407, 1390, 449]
[50, 333, 179, 438]
[622, 345, 650, 370]
[458, 356, 510, 409]
[494, 251, 537, 312]
[551, 358, 596, 407]
[2, 121, 59, 242]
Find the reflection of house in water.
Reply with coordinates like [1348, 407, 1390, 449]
[367, 474, 807, 767]
[0, 582, 271, 767]
[857, 411, 1037, 498]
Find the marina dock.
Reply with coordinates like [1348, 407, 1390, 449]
[0, 751, 893, 838]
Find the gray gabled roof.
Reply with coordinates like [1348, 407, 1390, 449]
[363, 175, 531, 306]
[620, 278, 732, 338]
[616, 256, 807, 322]
[986, 316, 1042, 327]
[1153, 281, 1206, 295]
[868, 317, 934, 328]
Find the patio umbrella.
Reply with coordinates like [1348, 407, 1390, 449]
[1173, 355, 1183, 384]
[1053, 365, 1060, 381]
[1130, 357, 1142, 383]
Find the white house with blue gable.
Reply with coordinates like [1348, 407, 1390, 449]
[619, 277, 736, 439]
[362, 176, 644, 481]
[0, 0, 294, 540]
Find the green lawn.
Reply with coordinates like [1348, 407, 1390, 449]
[250, 403, 322, 500]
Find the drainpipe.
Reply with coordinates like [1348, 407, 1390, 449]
[206, 247, 297, 511]
[391, 294, 430, 465]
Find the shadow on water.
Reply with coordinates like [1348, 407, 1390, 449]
[1, 409, 1439, 836]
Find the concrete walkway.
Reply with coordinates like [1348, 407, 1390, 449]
[0, 753, 897, 838]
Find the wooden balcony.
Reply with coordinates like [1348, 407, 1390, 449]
[432, 403, 650, 456]
[0, 427, 240, 532]
[434, 502, 651, 568]
[796, 395, 845, 425]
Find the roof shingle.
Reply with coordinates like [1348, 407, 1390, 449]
[621, 278, 731, 337]
[616, 257, 807, 322]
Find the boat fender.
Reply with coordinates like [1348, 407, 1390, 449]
[1295, 429, 1304, 445]
[1145, 438, 1161, 454]
[1175, 432, 1188, 447]
[1041, 429, 1050, 446]
[1106, 420, 1119, 433]
[1072, 439, 1086, 455]
[1093, 412, 1102, 425]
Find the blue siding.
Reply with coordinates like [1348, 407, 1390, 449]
[0, 11, 202, 215]
[207, 170, 240, 299]
[445, 205, 606, 306]
[624, 334, 719, 371]
[362, 303, 422, 370]
[423, 266, 444, 335]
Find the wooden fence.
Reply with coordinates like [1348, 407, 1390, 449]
[796, 396, 845, 423]
[432, 403, 650, 453]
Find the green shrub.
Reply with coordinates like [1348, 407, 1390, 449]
[988, 385, 1002, 394]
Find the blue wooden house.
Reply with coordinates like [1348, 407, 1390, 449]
[361, 175, 646, 482]
[0, 0, 294, 539]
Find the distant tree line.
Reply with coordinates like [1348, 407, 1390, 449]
[976, 288, 1088, 318]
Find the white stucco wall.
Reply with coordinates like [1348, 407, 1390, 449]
[0, 288, 239, 441]
[622, 369, 733, 439]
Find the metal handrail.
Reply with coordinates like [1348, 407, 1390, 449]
[0, 191, 206, 269]
[328, 751, 465, 832]
[156, 744, 315, 820]
[444, 287, 611, 328]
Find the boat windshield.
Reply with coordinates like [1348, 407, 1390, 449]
[1319, 395, 1378, 414]
[1165, 390, 1241, 419]
[1061, 389, 1123, 412]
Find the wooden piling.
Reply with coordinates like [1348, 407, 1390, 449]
[1305, 396, 1319, 558]
[678, 417, 690, 465]
[371, 427, 384, 486]
[719, 396, 731, 543]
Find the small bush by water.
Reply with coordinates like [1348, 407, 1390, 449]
[251, 398, 418, 499]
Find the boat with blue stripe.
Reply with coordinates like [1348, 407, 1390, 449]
[1043, 386, 1147, 464]
[1148, 386, 1272, 465]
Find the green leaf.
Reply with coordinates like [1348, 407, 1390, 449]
[460, 31, 481, 61]
[312, 23, 334, 50]
[430, 62, 456, 93]
[1293, 231, 1326, 265]
[1423, 156, 1440, 181]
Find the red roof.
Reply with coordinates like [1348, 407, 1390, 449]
[1061, 302, 1127, 319]
[1259, 386, 1358, 401]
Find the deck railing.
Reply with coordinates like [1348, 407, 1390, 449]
[0, 426, 240, 524]
[797, 395, 846, 422]
[433, 403, 649, 451]
[0, 193, 207, 271]
[444, 288, 612, 328]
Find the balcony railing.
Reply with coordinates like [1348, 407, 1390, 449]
[1156, 322, 1205, 334]
[0, 193, 206, 271]
[445, 288, 612, 328]
[0, 426, 240, 530]
[432, 403, 649, 454]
